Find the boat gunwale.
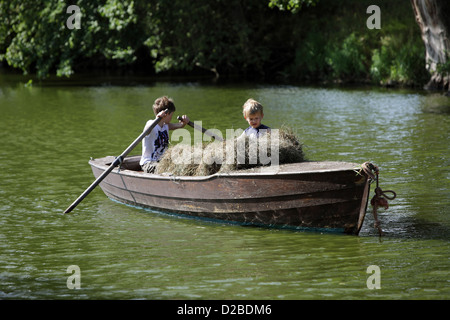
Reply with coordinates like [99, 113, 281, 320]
[89, 156, 364, 182]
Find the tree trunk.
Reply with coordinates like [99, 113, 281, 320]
[411, 0, 450, 93]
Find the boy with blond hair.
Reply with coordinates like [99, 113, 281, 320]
[242, 98, 270, 138]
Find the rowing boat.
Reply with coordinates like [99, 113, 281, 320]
[89, 155, 373, 235]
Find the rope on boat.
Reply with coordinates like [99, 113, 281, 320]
[360, 162, 397, 236]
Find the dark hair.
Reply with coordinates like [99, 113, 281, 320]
[153, 96, 176, 115]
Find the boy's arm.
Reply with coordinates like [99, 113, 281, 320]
[168, 115, 189, 130]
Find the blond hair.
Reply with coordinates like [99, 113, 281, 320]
[242, 99, 264, 118]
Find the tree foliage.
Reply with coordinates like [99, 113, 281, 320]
[0, 0, 150, 77]
[268, 0, 318, 13]
[1, 0, 295, 78]
[0, 0, 430, 87]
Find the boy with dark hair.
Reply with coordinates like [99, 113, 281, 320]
[140, 96, 189, 173]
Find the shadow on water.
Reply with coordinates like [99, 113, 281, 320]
[420, 93, 450, 114]
[361, 215, 450, 241]
[107, 196, 450, 242]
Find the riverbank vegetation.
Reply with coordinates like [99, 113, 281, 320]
[0, 0, 435, 88]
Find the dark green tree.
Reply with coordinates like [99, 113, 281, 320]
[0, 0, 151, 78]
[1, 0, 292, 78]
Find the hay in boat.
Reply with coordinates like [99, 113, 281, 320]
[155, 126, 305, 176]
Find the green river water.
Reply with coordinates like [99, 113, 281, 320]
[0, 73, 448, 300]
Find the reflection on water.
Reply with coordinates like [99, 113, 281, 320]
[0, 75, 448, 299]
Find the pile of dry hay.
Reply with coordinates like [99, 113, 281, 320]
[155, 126, 305, 176]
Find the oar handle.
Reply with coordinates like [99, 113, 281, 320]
[64, 110, 168, 213]
[177, 116, 223, 141]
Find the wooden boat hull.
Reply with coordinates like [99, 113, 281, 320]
[89, 156, 371, 235]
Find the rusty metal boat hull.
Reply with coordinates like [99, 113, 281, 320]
[89, 155, 371, 235]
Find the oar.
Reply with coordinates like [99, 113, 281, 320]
[64, 110, 168, 214]
[178, 116, 223, 142]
